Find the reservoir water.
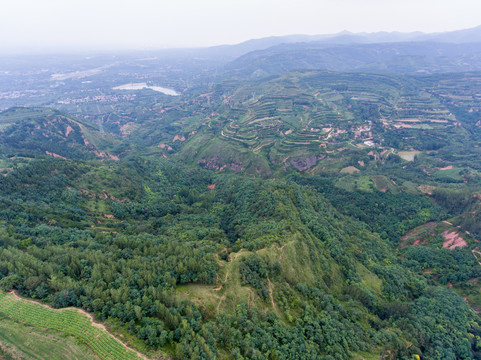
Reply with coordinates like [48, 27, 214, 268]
[112, 83, 180, 96]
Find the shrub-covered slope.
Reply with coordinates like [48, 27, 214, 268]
[0, 107, 122, 160]
[0, 157, 480, 359]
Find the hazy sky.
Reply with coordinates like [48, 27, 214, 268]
[1, 0, 481, 53]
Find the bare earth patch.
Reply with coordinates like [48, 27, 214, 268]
[120, 123, 139, 136]
[371, 176, 392, 192]
[65, 125, 74, 137]
[267, 279, 280, 315]
[393, 123, 413, 129]
[173, 135, 186, 142]
[442, 231, 467, 249]
[45, 151, 67, 159]
[158, 143, 173, 151]
[398, 151, 421, 161]
[395, 118, 421, 122]
[340, 166, 360, 174]
[418, 185, 436, 195]
[401, 222, 437, 247]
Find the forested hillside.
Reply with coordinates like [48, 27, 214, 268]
[2, 32, 481, 360]
[0, 154, 480, 359]
[0, 107, 122, 160]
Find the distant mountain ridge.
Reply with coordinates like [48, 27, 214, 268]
[196, 25, 481, 60]
[299, 25, 481, 45]
[155, 25, 481, 64]
[222, 41, 481, 77]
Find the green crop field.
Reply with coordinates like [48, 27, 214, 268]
[0, 314, 98, 360]
[0, 291, 145, 360]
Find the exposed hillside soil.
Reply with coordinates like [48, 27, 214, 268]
[340, 166, 360, 174]
[402, 221, 470, 250]
[65, 125, 74, 137]
[290, 155, 321, 171]
[371, 176, 392, 192]
[442, 231, 468, 249]
[267, 279, 279, 316]
[45, 151, 67, 159]
[398, 151, 421, 161]
[401, 222, 437, 247]
[418, 185, 436, 194]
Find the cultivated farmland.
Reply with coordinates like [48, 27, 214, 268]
[0, 291, 147, 360]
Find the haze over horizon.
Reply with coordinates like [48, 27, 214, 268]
[1, 0, 481, 54]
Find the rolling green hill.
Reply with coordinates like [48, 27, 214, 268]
[0, 154, 481, 359]
[224, 42, 481, 78]
[0, 107, 123, 161]
[2, 35, 481, 360]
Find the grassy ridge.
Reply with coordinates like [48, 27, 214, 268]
[0, 291, 145, 360]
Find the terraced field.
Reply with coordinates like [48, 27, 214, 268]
[119, 71, 481, 177]
[189, 72, 473, 170]
[0, 291, 146, 360]
[0, 314, 99, 360]
[218, 72, 469, 152]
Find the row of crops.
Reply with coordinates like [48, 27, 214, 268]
[0, 291, 144, 360]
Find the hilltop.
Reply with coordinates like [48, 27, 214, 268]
[0, 107, 123, 161]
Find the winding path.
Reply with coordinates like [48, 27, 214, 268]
[267, 279, 280, 315]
